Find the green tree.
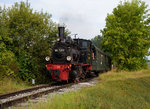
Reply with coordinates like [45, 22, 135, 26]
[91, 35, 103, 49]
[101, 0, 150, 71]
[0, 1, 71, 83]
[1, 1, 58, 82]
[0, 7, 18, 78]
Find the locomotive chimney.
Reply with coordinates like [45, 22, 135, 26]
[58, 26, 65, 40]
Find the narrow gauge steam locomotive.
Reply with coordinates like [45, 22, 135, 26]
[45, 27, 111, 82]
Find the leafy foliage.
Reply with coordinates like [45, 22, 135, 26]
[0, 1, 59, 83]
[101, 0, 150, 71]
[0, 7, 18, 78]
[91, 35, 103, 49]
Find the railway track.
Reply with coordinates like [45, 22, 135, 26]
[0, 78, 95, 109]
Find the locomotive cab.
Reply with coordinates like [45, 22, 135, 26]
[74, 39, 92, 64]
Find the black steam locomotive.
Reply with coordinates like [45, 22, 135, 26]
[45, 27, 111, 82]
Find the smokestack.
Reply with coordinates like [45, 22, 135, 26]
[58, 26, 65, 40]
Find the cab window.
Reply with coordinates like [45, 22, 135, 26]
[82, 41, 87, 47]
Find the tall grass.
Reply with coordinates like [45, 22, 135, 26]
[27, 69, 150, 109]
[0, 78, 31, 94]
[99, 68, 150, 81]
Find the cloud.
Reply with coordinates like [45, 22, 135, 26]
[29, 0, 122, 39]
[0, 2, 11, 8]
[0, 0, 150, 39]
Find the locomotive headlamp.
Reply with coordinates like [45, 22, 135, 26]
[45, 56, 50, 61]
[67, 56, 72, 61]
[56, 38, 60, 42]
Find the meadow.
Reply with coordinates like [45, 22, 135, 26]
[0, 78, 31, 94]
[28, 69, 150, 109]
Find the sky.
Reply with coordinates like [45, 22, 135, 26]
[0, 0, 150, 39]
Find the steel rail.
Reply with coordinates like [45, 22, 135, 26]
[0, 77, 95, 108]
[0, 84, 50, 100]
[0, 84, 73, 108]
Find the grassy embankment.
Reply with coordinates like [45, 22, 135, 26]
[0, 78, 31, 94]
[29, 69, 150, 109]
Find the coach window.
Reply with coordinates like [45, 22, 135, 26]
[92, 48, 96, 60]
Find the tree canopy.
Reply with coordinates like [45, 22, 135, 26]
[0, 1, 59, 82]
[101, 0, 150, 71]
[91, 35, 103, 49]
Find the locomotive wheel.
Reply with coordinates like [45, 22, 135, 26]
[74, 78, 79, 83]
[80, 70, 86, 80]
[78, 66, 86, 80]
[86, 71, 92, 78]
[95, 71, 99, 77]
